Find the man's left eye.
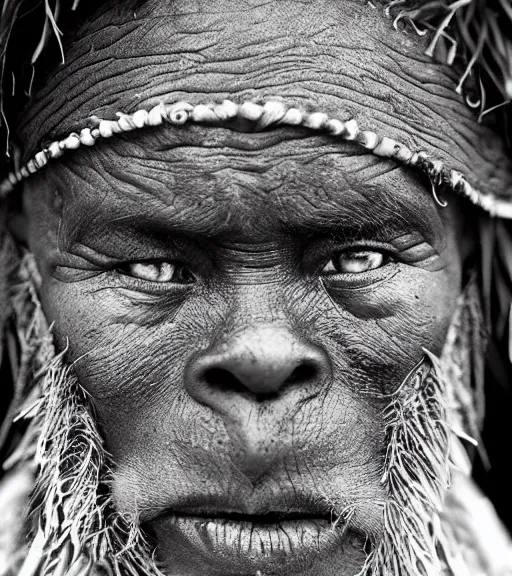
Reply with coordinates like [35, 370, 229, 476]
[322, 250, 386, 275]
[117, 261, 195, 284]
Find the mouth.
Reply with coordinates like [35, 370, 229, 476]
[150, 505, 361, 574]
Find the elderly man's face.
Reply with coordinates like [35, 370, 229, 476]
[17, 0, 494, 573]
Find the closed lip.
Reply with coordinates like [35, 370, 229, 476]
[149, 498, 355, 574]
[166, 507, 335, 523]
[148, 490, 338, 523]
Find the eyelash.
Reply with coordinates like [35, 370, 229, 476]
[321, 250, 392, 275]
[108, 260, 196, 297]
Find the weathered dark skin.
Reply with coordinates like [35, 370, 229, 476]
[15, 0, 505, 574]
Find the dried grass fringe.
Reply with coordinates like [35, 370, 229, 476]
[3, 252, 165, 576]
[441, 279, 487, 464]
[384, 0, 512, 121]
[357, 352, 458, 575]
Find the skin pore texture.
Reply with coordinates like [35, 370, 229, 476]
[14, 0, 510, 574]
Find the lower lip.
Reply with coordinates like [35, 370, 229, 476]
[154, 514, 349, 572]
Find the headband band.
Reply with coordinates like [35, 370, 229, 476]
[2, 98, 511, 219]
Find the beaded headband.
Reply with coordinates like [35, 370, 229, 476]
[1, 98, 512, 219]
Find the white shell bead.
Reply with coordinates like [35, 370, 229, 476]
[8, 173, 17, 186]
[27, 160, 37, 174]
[344, 119, 359, 140]
[63, 134, 80, 150]
[132, 109, 149, 128]
[449, 170, 463, 189]
[148, 104, 166, 126]
[358, 131, 379, 150]
[21, 167, 30, 178]
[281, 108, 303, 125]
[259, 101, 287, 127]
[35, 151, 48, 168]
[168, 110, 189, 124]
[98, 121, 114, 138]
[48, 142, 63, 158]
[373, 137, 399, 158]
[167, 102, 194, 124]
[80, 128, 95, 146]
[394, 146, 413, 163]
[190, 104, 218, 123]
[110, 121, 123, 134]
[214, 100, 238, 120]
[303, 112, 329, 130]
[238, 102, 263, 121]
[325, 118, 345, 135]
[117, 114, 136, 131]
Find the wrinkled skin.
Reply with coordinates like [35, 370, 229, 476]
[14, 0, 502, 573]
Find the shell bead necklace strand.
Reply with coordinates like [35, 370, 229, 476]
[1, 98, 511, 219]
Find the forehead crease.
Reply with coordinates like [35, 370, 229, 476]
[276, 177, 435, 237]
[56, 135, 437, 246]
[20, 0, 512, 197]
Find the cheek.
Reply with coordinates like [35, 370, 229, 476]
[338, 274, 458, 392]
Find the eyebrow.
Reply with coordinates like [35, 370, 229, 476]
[275, 177, 441, 243]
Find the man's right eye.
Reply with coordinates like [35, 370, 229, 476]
[116, 261, 196, 284]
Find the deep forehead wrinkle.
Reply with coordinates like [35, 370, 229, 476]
[50, 131, 444, 250]
[19, 0, 512, 199]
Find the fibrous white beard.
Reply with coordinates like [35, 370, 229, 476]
[4, 253, 165, 576]
[356, 353, 455, 576]
[5, 253, 470, 576]
[16, 356, 165, 576]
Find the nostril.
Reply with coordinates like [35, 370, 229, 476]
[285, 363, 318, 385]
[201, 362, 319, 399]
[202, 367, 247, 394]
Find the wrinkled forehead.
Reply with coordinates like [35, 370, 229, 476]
[18, 0, 512, 195]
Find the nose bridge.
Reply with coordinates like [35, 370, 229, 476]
[230, 323, 294, 358]
[226, 280, 292, 330]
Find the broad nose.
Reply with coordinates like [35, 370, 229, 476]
[185, 324, 329, 406]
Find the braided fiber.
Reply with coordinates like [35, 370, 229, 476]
[1, 98, 511, 218]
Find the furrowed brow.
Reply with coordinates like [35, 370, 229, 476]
[279, 179, 443, 244]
